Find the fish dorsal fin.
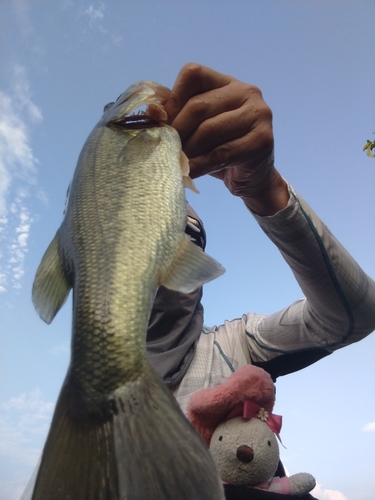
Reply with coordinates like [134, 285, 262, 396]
[32, 230, 72, 324]
[160, 236, 225, 293]
[180, 151, 199, 194]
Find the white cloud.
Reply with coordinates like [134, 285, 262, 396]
[0, 66, 42, 292]
[2, 388, 54, 438]
[50, 341, 70, 359]
[311, 483, 348, 500]
[0, 389, 54, 467]
[362, 422, 375, 432]
[83, 3, 123, 46]
[12, 0, 34, 39]
[0, 65, 42, 210]
[284, 467, 348, 500]
[12, 66, 43, 124]
[85, 4, 105, 24]
[0, 389, 54, 500]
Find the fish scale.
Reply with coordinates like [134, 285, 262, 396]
[27, 81, 225, 500]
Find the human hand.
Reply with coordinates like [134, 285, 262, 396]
[164, 63, 288, 214]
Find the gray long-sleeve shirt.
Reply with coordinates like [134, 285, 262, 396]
[174, 184, 375, 414]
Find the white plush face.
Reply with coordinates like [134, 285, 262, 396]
[209, 417, 280, 486]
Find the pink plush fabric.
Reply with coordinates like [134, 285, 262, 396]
[255, 477, 292, 494]
[187, 365, 276, 446]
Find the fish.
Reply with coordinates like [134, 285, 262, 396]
[30, 81, 225, 500]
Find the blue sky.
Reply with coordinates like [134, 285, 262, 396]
[0, 1, 374, 499]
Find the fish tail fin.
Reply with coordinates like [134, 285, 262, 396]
[31, 366, 224, 500]
[113, 364, 224, 500]
[32, 380, 119, 500]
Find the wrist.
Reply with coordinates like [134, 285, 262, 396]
[241, 168, 289, 216]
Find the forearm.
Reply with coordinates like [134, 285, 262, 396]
[250, 183, 375, 353]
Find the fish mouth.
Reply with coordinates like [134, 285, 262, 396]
[105, 82, 170, 130]
[121, 97, 169, 129]
[113, 110, 163, 130]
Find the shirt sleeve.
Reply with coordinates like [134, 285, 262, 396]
[243, 183, 375, 373]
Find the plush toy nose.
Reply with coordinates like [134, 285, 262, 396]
[236, 445, 254, 463]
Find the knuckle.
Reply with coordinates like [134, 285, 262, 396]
[208, 142, 232, 168]
[242, 82, 263, 99]
[195, 118, 222, 147]
[241, 84, 272, 116]
[253, 125, 274, 156]
[185, 95, 208, 118]
[245, 100, 273, 138]
[166, 91, 179, 109]
[259, 127, 274, 152]
[259, 102, 273, 122]
[179, 62, 204, 82]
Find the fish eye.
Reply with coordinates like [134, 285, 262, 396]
[103, 102, 114, 112]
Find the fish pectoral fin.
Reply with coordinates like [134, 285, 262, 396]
[180, 151, 199, 193]
[32, 230, 71, 324]
[161, 236, 225, 293]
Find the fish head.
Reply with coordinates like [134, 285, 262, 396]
[99, 81, 199, 194]
[101, 81, 171, 129]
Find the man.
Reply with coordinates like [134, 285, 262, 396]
[146, 63, 375, 499]
[23, 64, 374, 500]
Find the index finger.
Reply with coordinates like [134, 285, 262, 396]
[164, 63, 234, 124]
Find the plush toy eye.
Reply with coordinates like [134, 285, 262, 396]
[267, 441, 271, 446]
[219, 436, 223, 441]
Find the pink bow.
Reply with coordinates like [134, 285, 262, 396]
[226, 400, 283, 444]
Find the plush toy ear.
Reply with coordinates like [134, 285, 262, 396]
[187, 365, 275, 446]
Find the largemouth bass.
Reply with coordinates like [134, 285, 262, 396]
[30, 81, 225, 500]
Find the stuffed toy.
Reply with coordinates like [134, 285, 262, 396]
[188, 365, 316, 496]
